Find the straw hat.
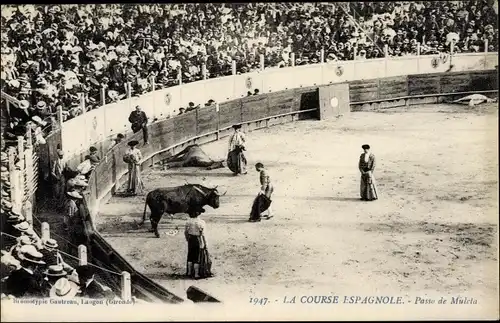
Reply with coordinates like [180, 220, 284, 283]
[18, 100, 30, 110]
[7, 214, 25, 223]
[44, 264, 67, 277]
[18, 245, 45, 265]
[14, 221, 31, 232]
[67, 191, 83, 199]
[17, 235, 32, 246]
[43, 238, 59, 250]
[49, 278, 80, 299]
[32, 116, 48, 127]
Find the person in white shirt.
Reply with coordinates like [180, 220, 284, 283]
[184, 210, 212, 279]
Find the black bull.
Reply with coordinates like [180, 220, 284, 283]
[138, 184, 226, 237]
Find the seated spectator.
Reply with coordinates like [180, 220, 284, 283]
[49, 277, 80, 299]
[3, 245, 46, 298]
[178, 108, 186, 115]
[253, 89, 260, 96]
[42, 264, 71, 297]
[39, 239, 74, 273]
[64, 190, 82, 232]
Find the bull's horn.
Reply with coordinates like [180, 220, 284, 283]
[213, 185, 218, 189]
[220, 190, 227, 196]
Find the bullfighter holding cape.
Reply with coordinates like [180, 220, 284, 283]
[227, 124, 247, 175]
[249, 162, 274, 222]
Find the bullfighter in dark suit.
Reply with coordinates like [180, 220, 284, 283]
[128, 105, 149, 145]
[358, 144, 378, 201]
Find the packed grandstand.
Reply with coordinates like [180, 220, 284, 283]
[0, 2, 498, 300]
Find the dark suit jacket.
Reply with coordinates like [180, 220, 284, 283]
[128, 111, 148, 128]
[4, 268, 45, 297]
[79, 280, 115, 299]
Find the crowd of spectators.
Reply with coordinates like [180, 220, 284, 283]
[1, 2, 497, 126]
[0, 140, 123, 299]
[0, 1, 497, 301]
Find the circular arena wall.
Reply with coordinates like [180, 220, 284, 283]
[36, 53, 498, 303]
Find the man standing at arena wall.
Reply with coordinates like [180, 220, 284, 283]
[128, 105, 149, 145]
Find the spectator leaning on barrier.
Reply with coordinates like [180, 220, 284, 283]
[51, 149, 67, 206]
[128, 105, 149, 145]
[75, 265, 115, 300]
[64, 190, 81, 232]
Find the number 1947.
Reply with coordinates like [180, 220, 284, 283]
[249, 297, 269, 305]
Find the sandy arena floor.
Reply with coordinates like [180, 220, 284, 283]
[96, 103, 498, 306]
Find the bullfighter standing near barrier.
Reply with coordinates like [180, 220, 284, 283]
[227, 124, 247, 176]
[359, 144, 378, 201]
[128, 105, 149, 145]
[124, 140, 144, 196]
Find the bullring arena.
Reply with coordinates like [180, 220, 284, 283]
[1, 3, 499, 320]
[97, 102, 498, 304]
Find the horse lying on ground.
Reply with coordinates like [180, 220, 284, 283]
[164, 144, 226, 170]
[138, 184, 225, 238]
[451, 94, 497, 107]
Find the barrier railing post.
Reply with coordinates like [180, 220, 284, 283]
[384, 44, 389, 75]
[126, 82, 132, 99]
[100, 86, 106, 106]
[353, 46, 358, 60]
[320, 48, 325, 63]
[26, 126, 32, 149]
[8, 148, 16, 205]
[79, 92, 86, 113]
[78, 245, 88, 266]
[417, 42, 421, 56]
[290, 52, 295, 67]
[121, 271, 132, 301]
[150, 76, 155, 92]
[259, 54, 265, 71]
[232, 60, 237, 75]
[57, 106, 64, 129]
[202, 64, 207, 80]
[177, 66, 182, 85]
[23, 201, 32, 226]
[16, 137, 25, 206]
[41, 222, 50, 242]
[483, 39, 489, 68]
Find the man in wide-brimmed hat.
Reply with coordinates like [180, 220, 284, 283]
[49, 277, 80, 299]
[227, 124, 247, 176]
[43, 264, 72, 296]
[51, 149, 67, 206]
[3, 245, 46, 297]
